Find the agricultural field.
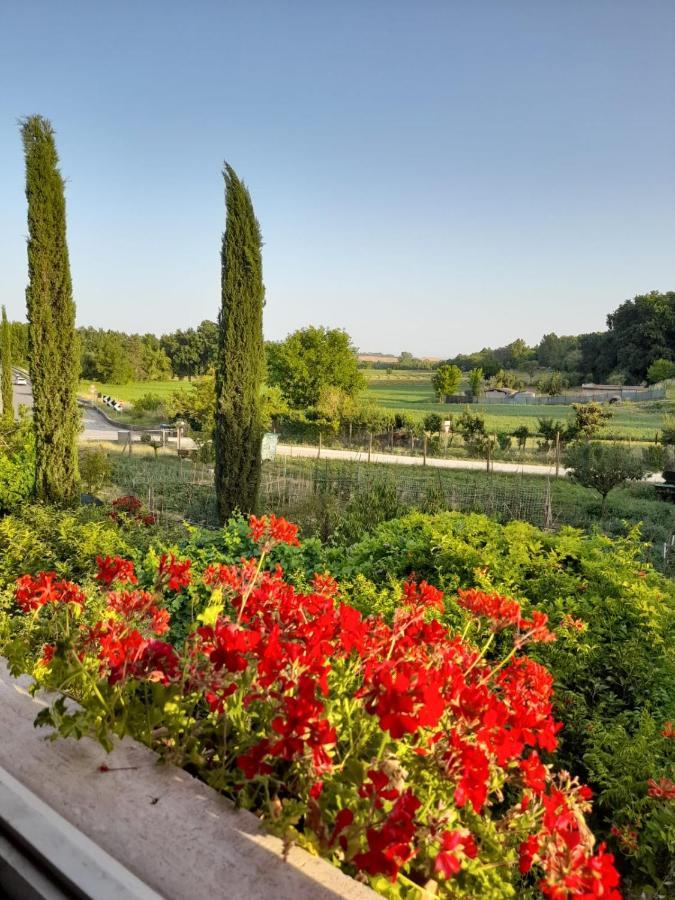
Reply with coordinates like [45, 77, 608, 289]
[78, 379, 196, 403]
[363, 371, 672, 440]
[364, 370, 439, 410]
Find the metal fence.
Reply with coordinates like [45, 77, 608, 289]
[110, 454, 560, 531]
[445, 387, 666, 405]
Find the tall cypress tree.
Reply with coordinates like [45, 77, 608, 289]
[21, 116, 79, 504]
[1, 306, 13, 423]
[214, 164, 265, 522]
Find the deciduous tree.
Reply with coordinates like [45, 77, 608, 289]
[431, 364, 462, 401]
[646, 358, 675, 384]
[564, 442, 644, 512]
[267, 326, 364, 408]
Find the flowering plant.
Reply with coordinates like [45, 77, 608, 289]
[9, 516, 622, 898]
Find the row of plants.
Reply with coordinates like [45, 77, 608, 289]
[0, 503, 673, 895]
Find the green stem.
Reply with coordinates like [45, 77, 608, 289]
[237, 551, 266, 624]
[464, 631, 495, 677]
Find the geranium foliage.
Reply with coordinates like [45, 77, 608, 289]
[5, 516, 623, 899]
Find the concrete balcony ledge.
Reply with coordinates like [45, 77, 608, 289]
[0, 660, 376, 900]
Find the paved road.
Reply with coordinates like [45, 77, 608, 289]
[277, 443, 665, 483]
[277, 443, 569, 478]
[11, 368, 32, 416]
[8, 369, 127, 439]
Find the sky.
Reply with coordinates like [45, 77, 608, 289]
[0, 1, 673, 358]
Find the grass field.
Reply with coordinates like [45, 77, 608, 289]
[364, 371, 670, 440]
[78, 380, 196, 403]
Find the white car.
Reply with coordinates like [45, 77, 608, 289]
[14, 376, 27, 386]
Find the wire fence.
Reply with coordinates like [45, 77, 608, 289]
[107, 453, 674, 571]
[110, 454, 563, 530]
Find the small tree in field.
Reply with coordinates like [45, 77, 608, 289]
[214, 164, 265, 522]
[423, 412, 443, 437]
[563, 442, 644, 513]
[468, 367, 483, 399]
[513, 425, 530, 451]
[570, 402, 612, 439]
[21, 115, 80, 505]
[538, 371, 567, 397]
[431, 364, 461, 401]
[79, 446, 111, 495]
[1, 306, 13, 423]
[457, 408, 487, 456]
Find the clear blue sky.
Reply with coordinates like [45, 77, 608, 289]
[1, 1, 673, 357]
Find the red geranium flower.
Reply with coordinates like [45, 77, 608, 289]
[95, 555, 137, 587]
[647, 777, 675, 800]
[15, 572, 86, 612]
[434, 829, 477, 879]
[248, 514, 300, 547]
[157, 553, 192, 592]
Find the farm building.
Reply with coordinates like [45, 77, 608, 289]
[484, 387, 516, 399]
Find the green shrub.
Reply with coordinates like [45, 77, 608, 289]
[0, 414, 34, 513]
[329, 511, 675, 891]
[79, 446, 112, 495]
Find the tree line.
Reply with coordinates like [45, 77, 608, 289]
[445, 291, 675, 386]
[7, 318, 220, 384]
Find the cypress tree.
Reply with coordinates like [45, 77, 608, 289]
[214, 164, 265, 521]
[1, 306, 13, 423]
[21, 116, 79, 504]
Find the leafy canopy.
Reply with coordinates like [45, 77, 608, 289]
[267, 326, 364, 408]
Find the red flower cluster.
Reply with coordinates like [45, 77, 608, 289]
[15, 572, 85, 612]
[518, 779, 620, 899]
[434, 829, 477, 879]
[457, 587, 522, 628]
[561, 614, 587, 632]
[15, 518, 621, 899]
[95, 555, 138, 586]
[107, 589, 170, 635]
[157, 553, 191, 592]
[112, 495, 142, 512]
[662, 721, 674, 739]
[248, 514, 300, 547]
[647, 777, 675, 800]
[456, 588, 555, 644]
[109, 496, 156, 527]
[352, 790, 420, 881]
[610, 825, 639, 853]
[94, 622, 178, 685]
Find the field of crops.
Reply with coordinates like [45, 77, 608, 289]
[363, 372, 671, 440]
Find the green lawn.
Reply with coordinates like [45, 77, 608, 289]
[78, 380, 196, 403]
